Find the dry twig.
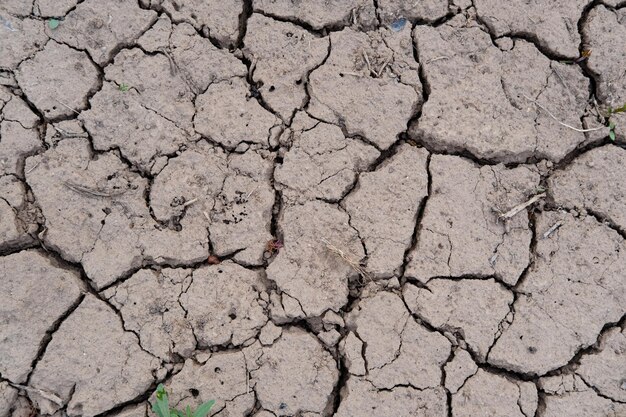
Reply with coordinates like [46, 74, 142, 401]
[542, 221, 563, 239]
[498, 193, 546, 220]
[9, 383, 64, 406]
[62, 180, 127, 198]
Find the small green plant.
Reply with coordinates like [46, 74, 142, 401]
[118, 83, 130, 92]
[606, 103, 625, 142]
[48, 19, 60, 30]
[609, 121, 616, 141]
[152, 384, 215, 417]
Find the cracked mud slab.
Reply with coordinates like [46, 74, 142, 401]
[488, 211, 626, 375]
[29, 295, 159, 417]
[412, 15, 591, 163]
[452, 369, 537, 417]
[2, 2, 626, 416]
[540, 373, 626, 417]
[405, 155, 539, 285]
[0, 251, 83, 383]
[253, 0, 377, 30]
[16, 41, 100, 120]
[474, 0, 589, 58]
[308, 25, 422, 150]
[143, 0, 243, 47]
[267, 200, 364, 317]
[47, 0, 157, 66]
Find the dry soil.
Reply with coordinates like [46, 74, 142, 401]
[1, 0, 625, 416]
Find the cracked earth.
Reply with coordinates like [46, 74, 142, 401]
[1, 0, 626, 416]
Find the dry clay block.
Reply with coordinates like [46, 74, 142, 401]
[0, 15, 47, 70]
[150, 146, 275, 265]
[412, 16, 590, 163]
[549, 144, 626, 231]
[28, 295, 159, 417]
[309, 25, 422, 150]
[0, 87, 42, 178]
[149, 0, 244, 47]
[577, 326, 626, 402]
[34, 0, 79, 17]
[266, 200, 364, 317]
[104, 36, 244, 133]
[346, 291, 451, 389]
[452, 369, 537, 417]
[16, 41, 100, 120]
[244, 14, 329, 121]
[444, 349, 478, 394]
[164, 329, 338, 416]
[540, 373, 626, 417]
[195, 77, 281, 149]
[104, 48, 195, 130]
[253, 0, 377, 30]
[25, 138, 209, 289]
[406, 155, 540, 286]
[475, 0, 588, 58]
[103, 267, 196, 360]
[81, 82, 190, 172]
[0, 382, 18, 417]
[48, 0, 157, 65]
[336, 378, 447, 417]
[275, 117, 379, 203]
[404, 278, 514, 361]
[344, 144, 429, 278]
[180, 262, 268, 348]
[583, 6, 626, 109]
[488, 211, 626, 375]
[377, 0, 450, 24]
[0, 251, 83, 383]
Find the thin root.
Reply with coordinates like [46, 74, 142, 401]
[522, 94, 605, 133]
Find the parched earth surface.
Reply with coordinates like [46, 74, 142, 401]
[1, 0, 626, 416]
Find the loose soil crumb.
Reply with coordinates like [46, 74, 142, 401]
[1, 1, 625, 416]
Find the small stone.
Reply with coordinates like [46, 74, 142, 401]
[259, 322, 283, 346]
[318, 329, 341, 347]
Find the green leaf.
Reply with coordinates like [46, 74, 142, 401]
[609, 130, 616, 141]
[118, 83, 130, 92]
[169, 408, 184, 417]
[152, 384, 170, 417]
[48, 19, 60, 29]
[192, 400, 215, 417]
[613, 103, 626, 114]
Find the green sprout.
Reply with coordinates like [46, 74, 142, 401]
[604, 103, 625, 142]
[151, 384, 215, 417]
[118, 83, 130, 92]
[48, 19, 60, 30]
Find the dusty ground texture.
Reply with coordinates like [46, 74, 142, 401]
[1, 0, 625, 416]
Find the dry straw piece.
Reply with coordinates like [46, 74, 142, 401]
[321, 237, 371, 282]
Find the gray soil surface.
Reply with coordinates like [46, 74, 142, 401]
[1, 1, 625, 416]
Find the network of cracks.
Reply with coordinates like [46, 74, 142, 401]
[1, 0, 626, 416]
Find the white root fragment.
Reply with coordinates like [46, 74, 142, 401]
[9, 383, 64, 406]
[522, 94, 605, 133]
[542, 221, 563, 239]
[499, 193, 546, 220]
